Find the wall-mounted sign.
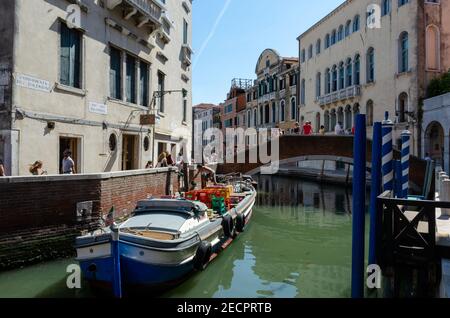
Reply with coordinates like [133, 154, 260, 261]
[15, 73, 51, 93]
[88, 102, 108, 115]
[140, 114, 156, 125]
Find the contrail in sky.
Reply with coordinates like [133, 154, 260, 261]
[193, 0, 232, 70]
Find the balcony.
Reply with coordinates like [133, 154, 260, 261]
[182, 44, 194, 66]
[106, 0, 162, 29]
[318, 85, 361, 106]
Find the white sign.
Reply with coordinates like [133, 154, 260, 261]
[15, 73, 51, 93]
[89, 102, 108, 115]
[66, 4, 81, 29]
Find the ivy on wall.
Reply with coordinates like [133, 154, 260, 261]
[428, 69, 450, 98]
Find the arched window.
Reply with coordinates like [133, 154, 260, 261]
[300, 79, 306, 105]
[346, 58, 353, 87]
[339, 62, 345, 90]
[366, 100, 374, 126]
[315, 112, 321, 133]
[272, 102, 276, 123]
[354, 54, 361, 85]
[325, 34, 330, 49]
[426, 25, 440, 71]
[308, 44, 313, 59]
[316, 39, 321, 55]
[260, 106, 264, 125]
[353, 103, 360, 125]
[324, 110, 330, 132]
[301, 49, 306, 63]
[330, 109, 337, 129]
[325, 68, 331, 94]
[337, 107, 344, 126]
[345, 105, 352, 130]
[253, 109, 257, 126]
[280, 100, 286, 122]
[332, 65, 338, 92]
[382, 0, 391, 16]
[353, 15, 360, 32]
[316, 72, 322, 98]
[399, 32, 409, 73]
[247, 110, 251, 127]
[366, 48, 375, 83]
[338, 25, 344, 41]
[398, 93, 408, 123]
[291, 97, 297, 120]
[345, 20, 351, 37]
[331, 29, 337, 45]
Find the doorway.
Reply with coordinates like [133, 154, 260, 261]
[122, 134, 138, 171]
[59, 137, 81, 174]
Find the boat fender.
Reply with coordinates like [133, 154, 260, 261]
[222, 215, 235, 238]
[193, 241, 212, 271]
[236, 213, 246, 233]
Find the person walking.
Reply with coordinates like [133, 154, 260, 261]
[0, 158, 5, 177]
[29, 161, 47, 175]
[62, 150, 76, 174]
[303, 121, 313, 136]
[319, 125, 326, 136]
[335, 122, 344, 135]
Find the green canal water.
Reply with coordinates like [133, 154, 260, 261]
[0, 175, 370, 298]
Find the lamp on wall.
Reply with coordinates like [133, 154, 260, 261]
[47, 122, 56, 130]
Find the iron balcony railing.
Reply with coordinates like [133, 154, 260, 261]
[106, 0, 162, 23]
[318, 85, 361, 106]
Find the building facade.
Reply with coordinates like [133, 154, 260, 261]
[219, 79, 251, 136]
[244, 49, 300, 133]
[193, 103, 218, 146]
[0, 0, 193, 176]
[297, 0, 450, 155]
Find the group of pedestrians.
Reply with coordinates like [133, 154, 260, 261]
[288, 121, 354, 136]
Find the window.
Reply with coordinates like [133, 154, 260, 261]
[366, 48, 375, 83]
[324, 111, 330, 132]
[265, 104, 270, 124]
[398, 0, 409, 7]
[345, 20, 351, 37]
[224, 104, 233, 114]
[272, 102, 276, 123]
[291, 97, 297, 120]
[382, 0, 391, 16]
[280, 101, 286, 122]
[325, 34, 330, 49]
[399, 32, 409, 73]
[426, 25, 440, 70]
[139, 62, 149, 106]
[366, 100, 374, 126]
[126, 55, 136, 104]
[247, 110, 251, 127]
[346, 58, 353, 87]
[253, 109, 257, 126]
[325, 68, 331, 94]
[354, 54, 361, 85]
[353, 15, 360, 32]
[224, 119, 233, 128]
[109, 47, 122, 100]
[157, 71, 165, 112]
[183, 19, 188, 44]
[338, 25, 344, 42]
[331, 30, 336, 45]
[308, 45, 313, 59]
[316, 39, 321, 54]
[316, 72, 321, 98]
[301, 49, 306, 63]
[300, 79, 306, 105]
[182, 90, 187, 122]
[339, 62, 345, 90]
[332, 65, 338, 92]
[290, 74, 298, 86]
[60, 23, 81, 88]
[398, 93, 408, 123]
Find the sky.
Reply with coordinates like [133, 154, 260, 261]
[192, 0, 344, 106]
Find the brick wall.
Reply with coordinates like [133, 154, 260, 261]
[0, 168, 180, 270]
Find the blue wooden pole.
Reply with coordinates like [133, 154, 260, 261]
[352, 114, 366, 299]
[401, 130, 412, 199]
[111, 224, 122, 298]
[369, 122, 382, 267]
[394, 160, 403, 198]
[382, 112, 394, 192]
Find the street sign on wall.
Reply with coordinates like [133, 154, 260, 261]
[140, 114, 156, 125]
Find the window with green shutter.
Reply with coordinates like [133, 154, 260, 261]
[139, 62, 149, 106]
[126, 55, 136, 104]
[60, 23, 81, 88]
[109, 47, 122, 100]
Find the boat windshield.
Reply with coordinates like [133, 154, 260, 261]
[121, 212, 189, 232]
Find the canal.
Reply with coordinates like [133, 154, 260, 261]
[0, 175, 370, 298]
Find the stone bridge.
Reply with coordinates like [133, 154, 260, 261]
[216, 135, 428, 189]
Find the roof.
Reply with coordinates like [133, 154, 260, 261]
[193, 103, 218, 111]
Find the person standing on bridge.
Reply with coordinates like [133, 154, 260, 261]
[335, 122, 344, 135]
[303, 121, 313, 136]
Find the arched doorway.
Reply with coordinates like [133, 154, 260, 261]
[315, 112, 321, 133]
[425, 122, 444, 168]
[344, 105, 352, 130]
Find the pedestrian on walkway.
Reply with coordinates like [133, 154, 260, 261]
[294, 122, 301, 134]
[62, 150, 76, 174]
[0, 158, 5, 177]
[303, 121, 313, 136]
[29, 160, 47, 175]
[335, 122, 344, 135]
[319, 125, 326, 136]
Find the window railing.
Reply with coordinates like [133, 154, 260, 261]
[318, 85, 361, 106]
[108, 0, 162, 24]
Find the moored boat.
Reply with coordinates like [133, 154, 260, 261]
[75, 179, 256, 295]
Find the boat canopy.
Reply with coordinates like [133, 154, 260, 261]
[134, 199, 208, 216]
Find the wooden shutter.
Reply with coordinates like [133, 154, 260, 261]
[60, 24, 71, 86]
[110, 48, 121, 99]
